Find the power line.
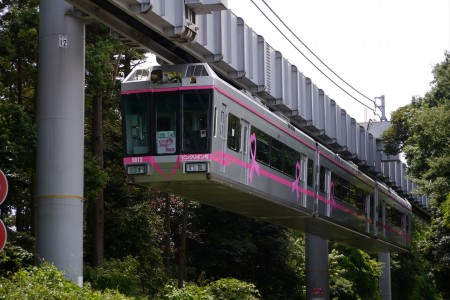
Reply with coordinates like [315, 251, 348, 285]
[249, 0, 380, 116]
[259, 0, 376, 105]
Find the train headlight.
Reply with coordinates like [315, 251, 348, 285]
[185, 162, 208, 173]
[127, 164, 147, 175]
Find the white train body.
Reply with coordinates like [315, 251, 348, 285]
[122, 63, 411, 252]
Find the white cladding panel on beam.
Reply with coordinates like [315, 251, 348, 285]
[292, 73, 309, 124]
[311, 83, 320, 131]
[401, 163, 407, 192]
[339, 109, 349, 149]
[303, 79, 314, 124]
[382, 161, 390, 183]
[349, 117, 357, 156]
[357, 125, 367, 163]
[195, 11, 222, 61]
[220, 10, 244, 76]
[155, 0, 186, 35]
[367, 133, 375, 168]
[289, 66, 300, 113]
[375, 139, 383, 175]
[290, 70, 311, 125]
[317, 90, 326, 133]
[328, 100, 337, 141]
[281, 58, 294, 111]
[263, 45, 282, 102]
[388, 161, 396, 186]
[395, 161, 402, 189]
[243, 27, 266, 88]
[407, 177, 412, 194]
[411, 181, 417, 194]
[110, 0, 190, 40]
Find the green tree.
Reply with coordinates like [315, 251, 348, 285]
[84, 256, 143, 297]
[391, 219, 439, 300]
[0, 1, 38, 237]
[84, 22, 146, 267]
[329, 244, 381, 300]
[382, 51, 450, 298]
[0, 1, 38, 278]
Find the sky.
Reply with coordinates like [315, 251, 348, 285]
[226, 0, 450, 122]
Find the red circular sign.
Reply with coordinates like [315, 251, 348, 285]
[0, 170, 8, 205]
[0, 220, 6, 251]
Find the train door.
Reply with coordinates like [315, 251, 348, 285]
[241, 119, 250, 184]
[373, 182, 379, 237]
[300, 155, 308, 208]
[219, 104, 227, 173]
[319, 167, 331, 217]
[314, 146, 320, 214]
[365, 194, 371, 233]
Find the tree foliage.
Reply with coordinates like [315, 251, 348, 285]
[382, 51, 450, 298]
[0, 262, 131, 299]
[329, 244, 381, 300]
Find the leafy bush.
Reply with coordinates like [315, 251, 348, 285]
[157, 282, 212, 300]
[206, 278, 261, 300]
[0, 244, 34, 278]
[156, 278, 260, 300]
[0, 262, 131, 299]
[84, 256, 142, 297]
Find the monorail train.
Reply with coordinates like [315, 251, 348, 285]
[121, 63, 412, 252]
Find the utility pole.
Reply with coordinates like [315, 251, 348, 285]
[36, 0, 85, 285]
[375, 95, 388, 121]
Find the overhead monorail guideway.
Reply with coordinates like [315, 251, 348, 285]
[68, 0, 430, 222]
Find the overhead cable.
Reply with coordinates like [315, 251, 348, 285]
[260, 0, 376, 105]
[249, 0, 380, 116]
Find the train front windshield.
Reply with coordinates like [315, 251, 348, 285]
[123, 90, 212, 156]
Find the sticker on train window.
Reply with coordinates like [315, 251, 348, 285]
[156, 131, 176, 154]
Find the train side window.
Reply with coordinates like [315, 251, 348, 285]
[155, 94, 178, 155]
[251, 127, 269, 164]
[319, 166, 327, 193]
[283, 146, 298, 178]
[307, 158, 314, 187]
[270, 139, 283, 171]
[331, 173, 366, 211]
[123, 93, 149, 155]
[227, 113, 241, 151]
[182, 92, 210, 153]
[386, 204, 402, 228]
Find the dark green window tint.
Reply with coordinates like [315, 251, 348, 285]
[124, 93, 150, 155]
[270, 139, 283, 171]
[319, 166, 327, 193]
[227, 113, 241, 151]
[386, 205, 403, 227]
[250, 127, 302, 179]
[283, 146, 298, 177]
[331, 173, 366, 211]
[252, 128, 270, 164]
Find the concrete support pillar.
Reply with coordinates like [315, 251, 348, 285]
[379, 252, 391, 300]
[306, 234, 329, 299]
[36, 0, 85, 285]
